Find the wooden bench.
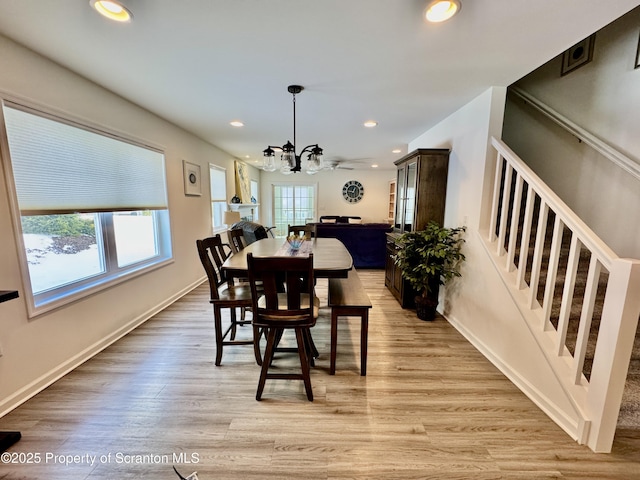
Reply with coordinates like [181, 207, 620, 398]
[328, 269, 372, 376]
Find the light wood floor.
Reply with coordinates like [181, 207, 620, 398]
[2, 270, 640, 479]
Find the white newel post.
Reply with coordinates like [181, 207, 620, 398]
[586, 258, 640, 452]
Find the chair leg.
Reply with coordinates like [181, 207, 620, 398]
[256, 328, 279, 401]
[330, 309, 338, 375]
[253, 325, 263, 366]
[214, 305, 224, 366]
[295, 327, 314, 401]
[308, 329, 319, 359]
[274, 328, 284, 351]
[302, 329, 315, 367]
[230, 307, 238, 340]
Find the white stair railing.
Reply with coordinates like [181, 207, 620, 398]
[485, 137, 640, 452]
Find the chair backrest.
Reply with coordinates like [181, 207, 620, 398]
[247, 253, 315, 325]
[288, 224, 315, 239]
[227, 228, 247, 254]
[196, 235, 230, 300]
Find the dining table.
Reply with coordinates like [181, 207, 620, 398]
[220, 237, 359, 375]
[221, 237, 353, 281]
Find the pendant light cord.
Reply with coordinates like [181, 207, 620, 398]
[292, 91, 297, 154]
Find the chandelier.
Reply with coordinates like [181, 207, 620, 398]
[262, 85, 323, 175]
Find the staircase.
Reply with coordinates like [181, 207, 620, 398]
[482, 137, 640, 452]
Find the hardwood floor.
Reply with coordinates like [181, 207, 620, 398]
[2, 270, 640, 479]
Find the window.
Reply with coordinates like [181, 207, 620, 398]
[2, 101, 172, 316]
[272, 184, 316, 236]
[209, 164, 227, 232]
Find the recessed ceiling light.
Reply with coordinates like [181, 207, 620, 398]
[392, 149, 402, 154]
[371, 164, 379, 168]
[230, 121, 244, 127]
[424, 0, 461, 23]
[363, 121, 378, 128]
[90, 0, 133, 22]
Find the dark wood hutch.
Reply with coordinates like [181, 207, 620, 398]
[384, 148, 449, 308]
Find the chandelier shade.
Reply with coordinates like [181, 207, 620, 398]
[263, 85, 323, 175]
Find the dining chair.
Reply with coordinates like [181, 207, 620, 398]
[226, 226, 262, 301]
[287, 224, 315, 239]
[227, 228, 247, 254]
[225, 227, 267, 325]
[247, 253, 318, 401]
[196, 235, 262, 366]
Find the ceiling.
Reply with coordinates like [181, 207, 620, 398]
[0, 0, 638, 171]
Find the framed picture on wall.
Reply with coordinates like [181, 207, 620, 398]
[561, 34, 596, 76]
[235, 161, 252, 203]
[183, 160, 202, 196]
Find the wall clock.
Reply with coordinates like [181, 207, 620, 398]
[342, 180, 364, 203]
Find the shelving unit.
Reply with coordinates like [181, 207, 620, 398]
[387, 179, 396, 223]
[228, 203, 259, 222]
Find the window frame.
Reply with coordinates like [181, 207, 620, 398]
[209, 163, 228, 234]
[250, 179, 259, 222]
[271, 182, 318, 237]
[0, 97, 173, 317]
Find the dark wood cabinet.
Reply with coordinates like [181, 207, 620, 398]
[384, 236, 405, 304]
[384, 148, 449, 308]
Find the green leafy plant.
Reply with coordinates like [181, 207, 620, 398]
[394, 221, 466, 302]
[21, 214, 95, 237]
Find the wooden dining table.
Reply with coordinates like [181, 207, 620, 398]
[221, 237, 353, 281]
[221, 237, 361, 376]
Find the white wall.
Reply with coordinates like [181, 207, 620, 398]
[503, 7, 640, 258]
[409, 87, 584, 439]
[259, 167, 395, 232]
[0, 35, 257, 413]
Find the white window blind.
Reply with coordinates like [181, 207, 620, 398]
[210, 165, 227, 232]
[209, 165, 226, 201]
[3, 103, 167, 215]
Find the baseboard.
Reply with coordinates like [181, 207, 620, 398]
[445, 312, 584, 443]
[0, 277, 206, 417]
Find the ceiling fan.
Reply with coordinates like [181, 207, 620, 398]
[325, 160, 353, 170]
[324, 157, 370, 171]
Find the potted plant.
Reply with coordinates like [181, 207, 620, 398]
[393, 221, 466, 320]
